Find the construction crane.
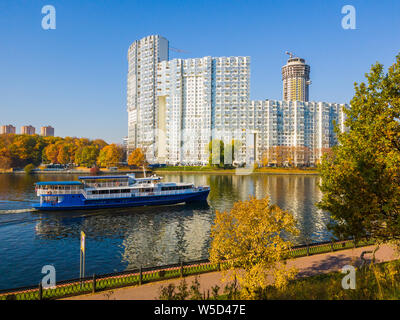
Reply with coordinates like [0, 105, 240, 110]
[285, 51, 295, 59]
[170, 47, 190, 54]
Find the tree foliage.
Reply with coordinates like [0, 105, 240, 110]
[127, 148, 147, 167]
[207, 139, 241, 167]
[98, 144, 123, 167]
[317, 54, 400, 243]
[209, 196, 299, 299]
[0, 133, 112, 169]
[75, 145, 99, 167]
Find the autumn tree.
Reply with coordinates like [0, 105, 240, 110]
[75, 145, 99, 167]
[128, 148, 147, 167]
[92, 139, 108, 150]
[44, 144, 59, 164]
[209, 196, 299, 299]
[318, 54, 400, 244]
[98, 144, 123, 167]
[0, 148, 12, 169]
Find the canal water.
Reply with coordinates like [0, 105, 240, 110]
[0, 173, 331, 290]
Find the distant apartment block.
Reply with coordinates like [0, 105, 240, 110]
[40, 126, 54, 137]
[127, 35, 348, 166]
[21, 125, 36, 135]
[250, 99, 347, 166]
[1, 125, 16, 134]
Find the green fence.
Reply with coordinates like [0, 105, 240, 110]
[0, 238, 376, 300]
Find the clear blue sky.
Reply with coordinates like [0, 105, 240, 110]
[0, 0, 399, 143]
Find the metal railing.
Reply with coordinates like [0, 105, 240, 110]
[81, 188, 206, 200]
[37, 190, 82, 196]
[0, 237, 375, 300]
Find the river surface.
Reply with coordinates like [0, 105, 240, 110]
[0, 173, 331, 290]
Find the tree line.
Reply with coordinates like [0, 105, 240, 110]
[0, 134, 125, 169]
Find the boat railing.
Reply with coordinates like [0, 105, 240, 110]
[84, 182, 129, 188]
[37, 189, 83, 196]
[81, 188, 204, 200]
[83, 192, 133, 200]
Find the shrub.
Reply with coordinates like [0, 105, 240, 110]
[24, 163, 35, 174]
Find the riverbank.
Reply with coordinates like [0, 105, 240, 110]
[154, 167, 319, 175]
[64, 243, 398, 300]
[0, 169, 151, 175]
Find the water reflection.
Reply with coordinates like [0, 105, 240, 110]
[0, 173, 331, 289]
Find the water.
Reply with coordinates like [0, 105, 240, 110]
[0, 173, 331, 290]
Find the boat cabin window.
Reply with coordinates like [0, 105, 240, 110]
[161, 185, 192, 191]
[88, 189, 131, 195]
[82, 178, 129, 188]
[139, 188, 154, 193]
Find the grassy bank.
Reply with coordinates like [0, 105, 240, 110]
[154, 166, 318, 175]
[262, 259, 400, 300]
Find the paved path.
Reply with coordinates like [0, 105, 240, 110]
[65, 244, 398, 300]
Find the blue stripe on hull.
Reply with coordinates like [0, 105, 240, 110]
[32, 190, 209, 211]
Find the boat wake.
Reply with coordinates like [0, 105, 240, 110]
[0, 208, 37, 214]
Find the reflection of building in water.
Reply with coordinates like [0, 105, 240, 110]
[240, 175, 327, 243]
[120, 209, 212, 269]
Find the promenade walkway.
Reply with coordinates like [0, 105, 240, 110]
[65, 244, 398, 300]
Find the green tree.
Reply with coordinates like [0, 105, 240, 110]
[208, 139, 224, 167]
[75, 146, 99, 167]
[317, 54, 400, 244]
[24, 163, 35, 174]
[224, 139, 241, 166]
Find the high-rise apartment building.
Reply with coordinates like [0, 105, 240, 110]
[282, 54, 311, 102]
[127, 35, 347, 166]
[21, 125, 35, 135]
[156, 56, 250, 165]
[1, 125, 16, 134]
[40, 126, 54, 137]
[127, 35, 169, 160]
[251, 100, 347, 166]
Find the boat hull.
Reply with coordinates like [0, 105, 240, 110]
[32, 189, 210, 211]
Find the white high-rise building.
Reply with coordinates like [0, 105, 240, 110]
[251, 100, 347, 166]
[156, 56, 250, 165]
[127, 35, 348, 166]
[127, 35, 169, 160]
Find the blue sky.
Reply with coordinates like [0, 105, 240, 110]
[0, 0, 399, 143]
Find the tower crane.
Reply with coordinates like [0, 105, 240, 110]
[170, 47, 190, 54]
[285, 51, 295, 59]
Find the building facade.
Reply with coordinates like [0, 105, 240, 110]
[0, 125, 16, 134]
[156, 56, 250, 165]
[251, 100, 347, 166]
[40, 126, 54, 137]
[127, 35, 169, 160]
[127, 35, 347, 166]
[21, 125, 35, 135]
[282, 56, 311, 102]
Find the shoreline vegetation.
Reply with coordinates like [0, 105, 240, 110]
[154, 166, 318, 175]
[0, 166, 319, 175]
